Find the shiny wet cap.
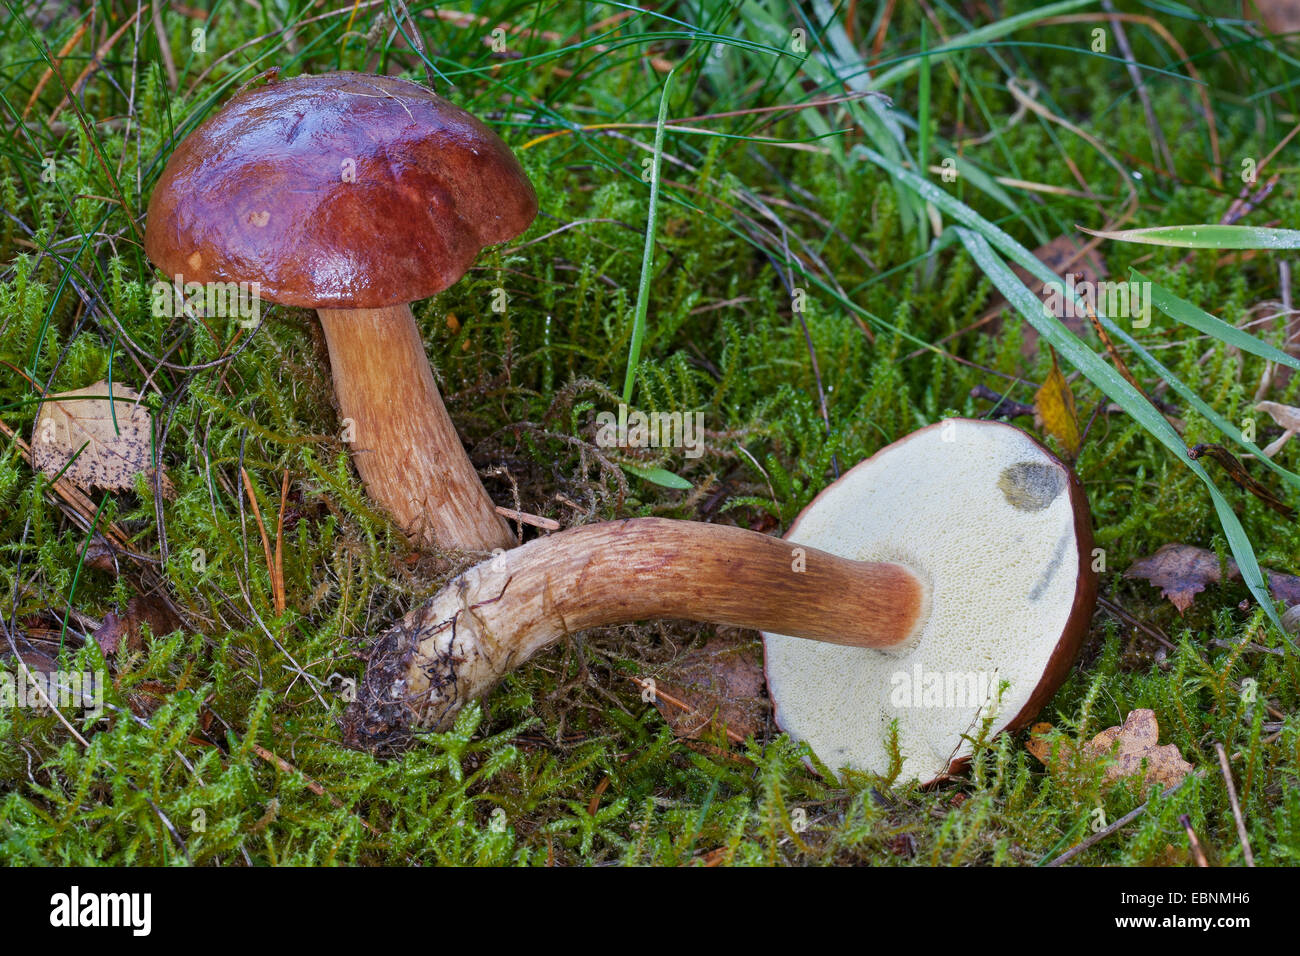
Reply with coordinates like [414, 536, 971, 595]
[145, 71, 538, 309]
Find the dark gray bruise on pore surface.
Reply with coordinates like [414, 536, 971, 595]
[1028, 532, 1070, 601]
[996, 460, 1071, 601]
[998, 461, 1065, 512]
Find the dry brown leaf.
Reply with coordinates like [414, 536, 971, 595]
[0, 646, 57, 674]
[82, 535, 119, 575]
[1026, 721, 1071, 767]
[1256, 400, 1300, 457]
[1247, 0, 1300, 34]
[1265, 568, 1300, 605]
[649, 633, 767, 743]
[999, 236, 1108, 356]
[1025, 722, 1106, 794]
[1029, 713, 1192, 792]
[1085, 709, 1192, 789]
[1034, 349, 1082, 459]
[0, 645, 61, 707]
[32, 381, 172, 495]
[1124, 543, 1227, 613]
[91, 594, 183, 656]
[1125, 542, 1300, 613]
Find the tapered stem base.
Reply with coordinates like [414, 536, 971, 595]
[342, 517, 929, 751]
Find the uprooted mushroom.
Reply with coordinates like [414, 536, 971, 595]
[145, 71, 537, 552]
[342, 419, 1098, 783]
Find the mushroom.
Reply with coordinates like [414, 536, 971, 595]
[764, 418, 1097, 783]
[342, 418, 1097, 780]
[144, 71, 537, 552]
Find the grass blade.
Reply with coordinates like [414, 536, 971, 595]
[621, 65, 676, 405]
[955, 227, 1286, 636]
[1080, 224, 1300, 249]
[867, 0, 1094, 90]
[1139, 269, 1300, 370]
[621, 462, 691, 490]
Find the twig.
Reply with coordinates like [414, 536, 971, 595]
[1188, 442, 1295, 519]
[627, 675, 744, 745]
[239, 467, 277, 615]
[249, 743, 388, 840]
[1046, 778, 1188, 866]
[494, 506, 560, 531]
[151, 0, 178, 91]
[22, 16, 89, 118]
[9, 657, 92, 747]
[1101, 0, 1174, 181]
[1215, 742, 1255, 866]
[49, 9, 145, 123]
[273, 469, 288, 617]
[1180, 814, 1210, 867]
[388, 0, 435, 89]
[970, 384, 1035, 419]
[1039, 11, 1220, 185]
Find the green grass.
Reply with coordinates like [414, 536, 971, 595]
[2, 0, 1300, 865]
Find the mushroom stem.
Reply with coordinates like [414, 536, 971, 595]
[342, 517, 929, 749]
[317, 304, 514, 552]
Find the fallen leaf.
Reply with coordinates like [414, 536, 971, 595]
[83, 535, 119, 575]
[1188, 443, 1294, 518]
[91, 594, 183, 656]
[32, 381, 172, 495]
[1026, 721, 1069, 766]
[1025, 722, 1105, 792]
[1255, 400, 1300, 457]
[992, 236, 1108, 355]
[1029, 713, 1192, 792]
[1125, 543, 1228, 613]
[648, 633, 767, 743]
[0, 645, 67, 709]
[0, 646, 57, 674]
[1247, 0, 1300, 34]
[1265, 568, 1300, 605]
[1034, 348, 1082, 459]
[1085, 709, 1192, 789]
[1125, 542, 1300, 613]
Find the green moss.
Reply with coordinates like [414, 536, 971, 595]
[0, 0, 1299, 866]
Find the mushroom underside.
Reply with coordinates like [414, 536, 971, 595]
[763, 419, 1094, 784]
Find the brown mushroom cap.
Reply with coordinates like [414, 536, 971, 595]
[144, 71, 538, 309]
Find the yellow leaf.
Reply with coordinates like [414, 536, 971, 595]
[1026, 722, 1069, 766]
[1034, 348, 1081, 459]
